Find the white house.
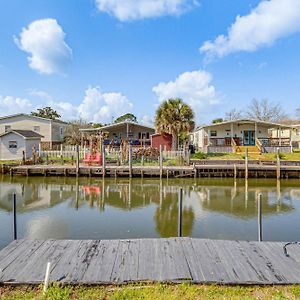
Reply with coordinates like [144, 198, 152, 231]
[190, 119, 293, 153]
[0, 130, 43, 160]
[0, 114, 67, 149]
[271, 124, 300, 149]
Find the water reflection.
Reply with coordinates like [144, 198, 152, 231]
[1, 175, 300, 248]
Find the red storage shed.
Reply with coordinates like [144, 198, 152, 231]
[151, 133, 173, 151]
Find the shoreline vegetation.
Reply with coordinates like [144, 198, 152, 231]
[2, 283, 300, 300]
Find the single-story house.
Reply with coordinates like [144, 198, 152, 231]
[80, 121, 155, 147]
[271, 124, 300, 149]
[190, 119, 293, 153]
[0, 130, 43, 160]
[0, 113, 67, 150]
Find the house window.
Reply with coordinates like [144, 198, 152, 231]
[34, 126, 40, 133]
[146, 132, 150, 139]
[211, 131, 217, 137]
[9, 141, 17, 149]
[5, 125, 11, 132]
[60, 127, 63, 135]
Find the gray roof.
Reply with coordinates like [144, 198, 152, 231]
[80, 121, 155, 132]
[0, 130, 44, 139]
[0, 113, 67, 124]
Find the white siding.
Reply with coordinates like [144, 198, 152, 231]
[0, 133, 25, 160]
[0, 132, 41, 160]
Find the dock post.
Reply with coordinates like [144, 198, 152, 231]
[13, 193, 17, 240]
[258, 193, 263, 242]
[102, 144, 106, 177]
[159, 145, 163, 179]
[178, 188, 183, 237]
[276, 148, 281, 180]
[245, 148, 249, 180]
[43, 262, 51, 294]
[234, 164, 237, 179]
[129, 145, 132, 178]
[76, 144, 80, 176]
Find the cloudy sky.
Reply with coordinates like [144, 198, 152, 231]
[1, 0, 300, 125]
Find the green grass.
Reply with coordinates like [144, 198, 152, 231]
[191, 151, 300, 161]
[2, 283, 300, 300]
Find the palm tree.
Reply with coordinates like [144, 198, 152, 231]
[155, 98, 195, 150]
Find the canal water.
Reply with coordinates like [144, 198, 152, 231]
[1, 175, 300, 249]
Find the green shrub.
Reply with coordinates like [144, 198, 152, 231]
[191, 151, 208, 159]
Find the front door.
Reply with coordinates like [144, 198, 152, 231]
[243, 130, 255, 146]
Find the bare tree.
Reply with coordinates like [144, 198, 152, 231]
[65, 119, 93, 145]
[246, 99, 287, 122]
[225, 109, 243, 121]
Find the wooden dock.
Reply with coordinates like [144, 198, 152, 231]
[4, 163, 300, 178]
[1, 238, 300, 285]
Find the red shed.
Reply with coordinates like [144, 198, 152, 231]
[151, 133, 173, 151]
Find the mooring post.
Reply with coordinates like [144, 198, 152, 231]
[129, 145, 132, 178]
[258, 193, 263, 242]
[102, 143, 106, 177]
[76, 144, 80, 176]
[233, 164, 237, 179]
[159, 145, 163, 179]
[13, 193, 17, 240]
[245, 148, 249, 180]
[43, 262, 51, 294]
[178, 188, 183, 237]
[276, 147, 281, 180]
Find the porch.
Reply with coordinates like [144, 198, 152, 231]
[202, 119, 293, 154]
[207, 137, 292, 154]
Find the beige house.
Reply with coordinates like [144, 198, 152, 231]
[271, 124, 300, 149]
[0, 114, 67, 149]
[190, 119, 293, 153]
[0, 130, 43, 160]
[81, 121, 155, 147]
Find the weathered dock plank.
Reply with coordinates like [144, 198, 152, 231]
[1, 238, 300, 285]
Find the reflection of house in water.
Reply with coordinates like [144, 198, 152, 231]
[192, 184, 296, 219]
[0, 176, 75, 212]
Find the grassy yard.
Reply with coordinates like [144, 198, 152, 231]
[1, 283, 300, 300]
[191, 151, 300, 161]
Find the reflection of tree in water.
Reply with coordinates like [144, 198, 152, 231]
[155, 191, 194, 237]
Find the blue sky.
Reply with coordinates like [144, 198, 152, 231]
[0, 0, 300, 125]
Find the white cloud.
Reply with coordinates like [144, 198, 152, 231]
[95, 0, 198, 21]
[152, 70, 219, 119]
[139, 115, 154, 127]
[200, 0, 300, 59]
[28, 87, 133, 123]
[0, 95, 32, 115]
[77, 87, 133, 123]
[14, 18, 72, 74]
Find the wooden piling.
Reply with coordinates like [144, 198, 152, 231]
[159, 145, 163, 179]
[245, 148, 249, 180]
[234, 164, 237, 179]
[129, 145, 132, 178]
[102, 144, 106, 177]
[276, 148, 281, 180]
[76, 144, 80, 176]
